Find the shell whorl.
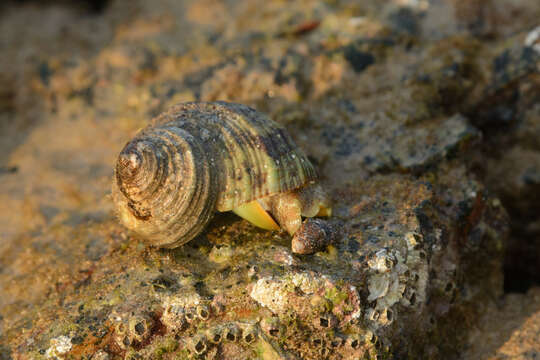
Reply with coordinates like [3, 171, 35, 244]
[113, 101, 317, 247]
[113, 126, 218, 247]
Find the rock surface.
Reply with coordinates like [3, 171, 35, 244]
[0, 0, 538, 359]
[464, 287, 540, 360]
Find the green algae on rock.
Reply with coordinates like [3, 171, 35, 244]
[3, 0, 539, 359]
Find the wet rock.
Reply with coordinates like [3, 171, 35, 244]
[387, 6, 422, 36]
[1, 0, 537, 359]
[464, 287, 540, 360]
[343, 45, 375, 73]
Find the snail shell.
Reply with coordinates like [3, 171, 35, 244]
[112, 101, 319, 248]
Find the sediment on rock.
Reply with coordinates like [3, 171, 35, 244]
[1, 0, 538, 359]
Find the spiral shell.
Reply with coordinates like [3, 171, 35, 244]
[112, 101, 320, 248]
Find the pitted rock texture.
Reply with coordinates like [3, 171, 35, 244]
[0, 0, 538, 359]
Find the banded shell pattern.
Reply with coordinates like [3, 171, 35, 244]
[112, 101, 318, 248]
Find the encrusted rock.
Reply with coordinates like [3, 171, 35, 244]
[0, 0, 524, 359]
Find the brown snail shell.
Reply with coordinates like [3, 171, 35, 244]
[112, 101, 325, 248]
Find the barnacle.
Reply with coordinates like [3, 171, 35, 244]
[241, 324, 258, 344]
[260, 317, 281, 337]
[206, 326, 223, 344]
[189, 334, 208, 355]
[196, 304, 211, 321]
[223, 322, 240, 342]
[112, 312, 154, 350]
[161, 303, 187, 332]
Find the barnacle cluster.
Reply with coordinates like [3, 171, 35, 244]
[363, 232, 428, 328]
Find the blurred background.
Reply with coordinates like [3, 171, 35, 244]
[0, 0, 539, 359]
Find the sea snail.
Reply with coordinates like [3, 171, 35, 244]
[112, 101, 331, 251]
